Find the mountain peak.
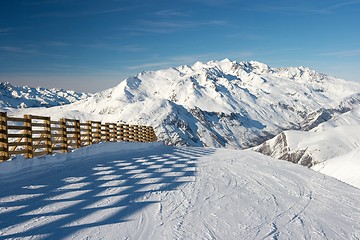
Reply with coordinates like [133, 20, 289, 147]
[275, 66, 327, 83]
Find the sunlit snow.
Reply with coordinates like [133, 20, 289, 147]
[1, 143, 359, 239]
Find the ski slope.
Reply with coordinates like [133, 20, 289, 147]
[1, 143, 360, 239]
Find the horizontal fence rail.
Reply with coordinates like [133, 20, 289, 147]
[0, 112, 157, 162]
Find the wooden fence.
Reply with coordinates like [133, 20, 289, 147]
[0, 112, 157, 162]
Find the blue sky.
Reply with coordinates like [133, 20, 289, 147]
[1, 0, 360, 92]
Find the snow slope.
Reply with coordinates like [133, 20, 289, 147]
[312, 148, 360, 188]
[0, 82, 91, 109]
[253, 125, 360, 167]
[5, 59, 360, 148]
[253, 107, 360, 187]
[1, 143, 360, 239]
[312, 106, 360, 131]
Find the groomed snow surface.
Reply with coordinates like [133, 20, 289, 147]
[1, 142, 360, 239]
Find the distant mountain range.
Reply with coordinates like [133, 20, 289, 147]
[0, 82, 91, 109]
[3, 58, 360, 187]
[5, 59, 360, 149]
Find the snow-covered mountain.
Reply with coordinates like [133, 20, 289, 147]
[254, 107, 360, 166]
[253, 125, 360, 167]
[5, 59, 360, 148]
[0, 82, 91, 109]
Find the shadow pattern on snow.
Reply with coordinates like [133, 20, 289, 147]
[0, 146, 215, 239]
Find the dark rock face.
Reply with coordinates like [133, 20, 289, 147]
[254, 132, 315, 167]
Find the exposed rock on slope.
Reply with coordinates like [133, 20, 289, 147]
[254, 107, 360, 166]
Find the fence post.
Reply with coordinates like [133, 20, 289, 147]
[136, 125, 141, 142]
[112, 124, 117, 141]
[60, 118, 68, 153]
[140, 126, 145, 142]
[24, 114, 33, 158]
[141, 126, 147, 142]
[145, 126, 151, 142]
[86, 121, 92, 145]
[144, 126, 148, 142]
[75, 120, 81, 148]
[123, 124, 129, 142]
[0, 112, 9, 161]
[45, 116, 52, 155]
[117, 124, 124, 142]
[133, 125, 137, 142]
[105, 123, 110, 142]
[97, 122, 101, 142]
[128, 125, 135, 142]
[92, 122, 101, 143]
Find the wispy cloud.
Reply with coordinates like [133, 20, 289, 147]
[25, 0, 77, 5]
[45, 41, 145, 52]
[0, 28, 15, 35]
[0, 46, 38, 54]
[0, 46, 67, 58]
[127, 53, 219, 70]
[179, 0, 235, 6]
[117, 44, 145, 52]
[77, 43, 145, 52]
[244, 0, 360, 15]
[127, 62, 170, 70]
[34, 6, 133, 18]
[45, 41, 72, 47]
[123, 19, 227, 34]
[0, 28, 14, 33]
[225, 32, 264, 41]
[155, 10, 191, 17]
[321, 49, 360, 57]
[320, 0, 360, 13]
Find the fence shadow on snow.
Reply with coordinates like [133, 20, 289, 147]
[0, 146, 215, 239]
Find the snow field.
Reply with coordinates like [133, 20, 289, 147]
[1, 142, 360, 239]
[312, 148, 360, 188]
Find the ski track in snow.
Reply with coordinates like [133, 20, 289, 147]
[0, 145, 360, 239]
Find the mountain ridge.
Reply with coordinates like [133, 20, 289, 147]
[254, 106, 360, 166]
[0, 82, 91, 109]
[4, 59, 360, 149]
